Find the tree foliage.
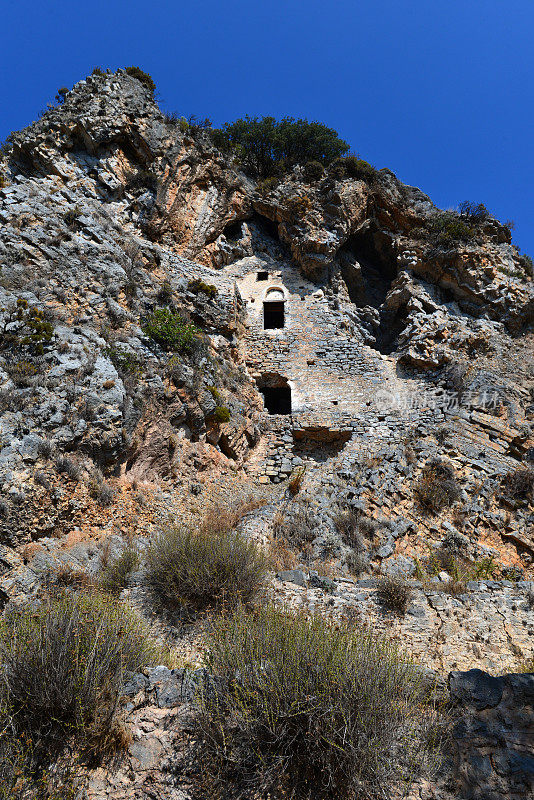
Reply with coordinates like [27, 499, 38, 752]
[212, 115, 349, 178]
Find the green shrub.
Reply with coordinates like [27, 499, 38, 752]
[0, 593, 164, 762]
[146, 525, 268, 612]
[157, 279, 173, 304]
[377, 574, 414, 614]
[212, 115, 349, 178]
[207, 385, 222, 402]
[256, 176, 279, 195]
[330, 155, 379, 182]
[195, 605, 446, 800]
[517, 252, 533, 278]
[0, 298, 55, 355]
[427, 211, 475, 245]
[187, 278, 218, 298]
[125, 66, 156, 95]
[100, 546, 140, 594]
[417, 547, 496, 592]
[520, 656, 534, 673]
[214, 405, 231, 423]
[103, 345, 144, 378]
[4, 359, 41, 387]
[303, 160, 325, 181]
[142, 307, 199, 352]
[285, 193, 312, 218]
[125, 168, 157, 192]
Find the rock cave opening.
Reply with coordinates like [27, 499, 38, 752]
[249, 211, 280, 241]
[222, 220, 244, 242]
[375, 304, 410, 355]
[338, 224, 411, 354]
[339, 224, 397, 309]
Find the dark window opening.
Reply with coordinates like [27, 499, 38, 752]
[261, 386, 292, 415]
[257, 271, 269, 281]
[263, 301, 285, 329]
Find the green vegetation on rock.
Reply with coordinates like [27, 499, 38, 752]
[212, 115, 349, 177]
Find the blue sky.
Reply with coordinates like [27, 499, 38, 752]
[2, 0, 533, 254]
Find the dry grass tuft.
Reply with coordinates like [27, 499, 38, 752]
[415, 458, 461, 513]
[377, 574, 414, 614]
[0, 591, 165, 787]
[146, 516, 269, 614]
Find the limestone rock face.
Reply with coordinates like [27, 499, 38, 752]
[449, 669, 534, 800]
[0, 68, 533, 800]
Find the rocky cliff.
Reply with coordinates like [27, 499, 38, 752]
[0, 68, 532, 799]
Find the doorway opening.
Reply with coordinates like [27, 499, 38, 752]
[261, 386, 292, 415]
[263, 300, 285, 329]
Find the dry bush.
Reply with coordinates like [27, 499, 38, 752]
[0, 730, 78, 800]
[415, 459, 461, 513]
[146, 525, 268, 613]
[200, 498, 265, 536]
[0, 593, 165, 768]
[501, 467, 534, 503]
[440, 578, 467, 596]
[377, 574, 414, 614]
[272, 499, 319, 549]
[99, 546, 139, 594]
[37, 438, 55, 459]
[269, 538, 299, 570]
[334, 508, 374, 576]
[334, 508, 377, 547]
[88, 468, 114, 507]
[345, 548, 370, 577]
[287, 466, 305, 495]
[54, 456, 81, 481]
[194, 605, 446, 800]
[44, 563, 94, 590]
